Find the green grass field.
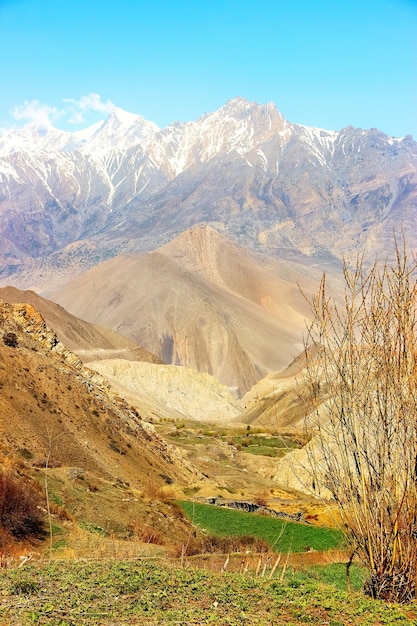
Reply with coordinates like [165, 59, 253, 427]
[179, 501, 344, 552]
[1, 559, 415, 625]
[231, 434, 301, 457]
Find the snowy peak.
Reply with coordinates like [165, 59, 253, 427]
[105, 106, 140, 126]
[216, 96, 282, 122]
[0, 95, 415, 287]
[0, 97, 288, 165]
[201, 97, 287, 143]
[70, 120, 105, 145]
[0, 122, 71, 155]
[94, 106, 159, 140]
[137, 97, 290, 178]
[0, 107, 159, 158]
[85, 109, 159, 155]
[1, 97, 412, 165]
[192, 98, 289, 164]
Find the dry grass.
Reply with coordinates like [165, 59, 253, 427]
[143, 482, 179, 502]
[175, 533, 270, 557]
[127, 521, 165, 545]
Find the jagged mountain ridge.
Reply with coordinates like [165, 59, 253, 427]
[1, 97, 415, 289]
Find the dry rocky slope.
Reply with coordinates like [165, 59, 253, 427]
[0, 295, 317, 543]
[50, 225, 328, 394]
[0, 287, 242, 424]
[0, 97, 415, 289]
[0, 298, 203, 546]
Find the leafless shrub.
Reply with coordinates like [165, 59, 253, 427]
[0, 471, 45, 542]
[0, 527, 15, 554]
[301, 237, 417, 602]
[254, 493, 269, 507]
[3, 332, 18, 348]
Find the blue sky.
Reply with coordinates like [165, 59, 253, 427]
[1, 0, 416, 138]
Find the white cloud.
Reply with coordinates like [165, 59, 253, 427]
[63, 93, 115, 124]
[12, 100, 64, 127]
[12, 93, 115, 127]
[66, 110, 85, 124]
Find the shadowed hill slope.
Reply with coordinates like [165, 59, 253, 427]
[238, 350, 314, 432]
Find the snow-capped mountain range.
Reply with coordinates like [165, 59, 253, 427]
[0, 97, 416, 287]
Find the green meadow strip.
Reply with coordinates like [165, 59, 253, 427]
[179, 501, 344, 552]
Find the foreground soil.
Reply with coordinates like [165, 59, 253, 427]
[0, 558, 415, 625]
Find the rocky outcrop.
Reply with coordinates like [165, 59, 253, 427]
[205, 498, 306, 522]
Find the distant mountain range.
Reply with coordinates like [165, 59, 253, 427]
[1, 97, 415, 289]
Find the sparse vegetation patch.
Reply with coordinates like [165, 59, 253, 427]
[161, 421, 301, 458]
[233, 433, 300, 457]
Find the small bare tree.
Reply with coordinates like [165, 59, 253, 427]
[301, 239, 417, 602]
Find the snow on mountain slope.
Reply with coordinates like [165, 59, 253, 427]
[139, 97, 290, 178]
[84, 107, 159, 156]
[0, 107, 158, 157]
[0, 120, 101, 156]
[0, 97, 416, 289]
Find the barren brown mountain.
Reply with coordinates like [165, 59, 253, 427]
[0, 286, 161, 364]
[50, 226, 329, 394]
[0, 298, 202, 550]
